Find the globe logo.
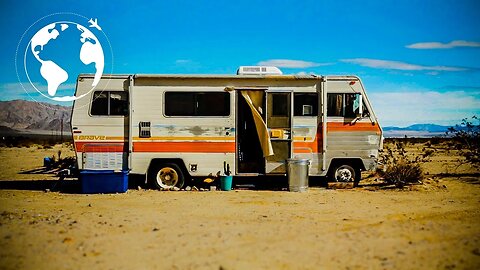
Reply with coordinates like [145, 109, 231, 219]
[28, 22, 104, 101]
[16, 13, 113, 104]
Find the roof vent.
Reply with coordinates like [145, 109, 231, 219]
[237, 66, 283, 75]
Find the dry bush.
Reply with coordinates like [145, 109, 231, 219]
[378, 142, 428, 188]
[446, 116, 479, 169]
[380, 161, 423, 188]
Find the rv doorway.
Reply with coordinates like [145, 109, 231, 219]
[237, 91, 265, 174]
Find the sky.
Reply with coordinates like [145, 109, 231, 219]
[0, 0, 479, 127]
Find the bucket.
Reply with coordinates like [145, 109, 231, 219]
[286, 159, 310, 192]
[44, 157, 52, 169]
[220, 175, 233, 191]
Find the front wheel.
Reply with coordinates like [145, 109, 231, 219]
[329, 164, 361, 186]
[150, 163, 185, 189]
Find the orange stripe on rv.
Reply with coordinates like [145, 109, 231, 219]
[75, 141, 235, 153]
[293, 125, 322, 153]
[74, 122, 379, 154]
[292, 122, 381, 154]
[293, 142, 320, 153]
[133, 136, 235, 141]
[133, 141, 235, 153]
[326, 122, 381, 133]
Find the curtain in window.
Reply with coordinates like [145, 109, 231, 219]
[241, 91, 274, 157]
[335, 95, 342, 116]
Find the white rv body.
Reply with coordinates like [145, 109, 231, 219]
[71, 70, 383, 187]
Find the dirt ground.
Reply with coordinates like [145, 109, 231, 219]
[0, 142, 479, 269]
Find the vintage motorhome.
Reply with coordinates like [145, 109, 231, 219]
[71, 67, 383, 189]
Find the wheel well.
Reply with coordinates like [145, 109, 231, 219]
[327, 158, 365, 176]
[147, 158, 190, 180]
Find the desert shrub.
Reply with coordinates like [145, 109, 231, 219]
[446, 116, 480, 168]
[380, 161, 423, 188]
[424, 141, 432, 148]
[422, 149, 435, 159]
[19, 141, 34, 148]
[378, 142, 427, 188]
[429, 137, 442, 145]
[56, 156, 76, 169]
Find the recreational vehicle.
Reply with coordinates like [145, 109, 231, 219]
[71, 67, 383, 189]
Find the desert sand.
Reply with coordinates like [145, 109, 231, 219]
[0, 142, 479, 269]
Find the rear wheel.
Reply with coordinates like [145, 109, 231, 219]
[329, 164, 361, 186]
[150, 163, 185, 189]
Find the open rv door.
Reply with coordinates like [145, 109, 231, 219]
[265, 91, 292, 174]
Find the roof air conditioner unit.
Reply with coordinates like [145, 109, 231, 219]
[236, 66, 283, 75]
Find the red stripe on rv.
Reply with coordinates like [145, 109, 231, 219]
[75, 142, 125, 152]
[75, 141, 235, 153]
[133, 141, 235, 153]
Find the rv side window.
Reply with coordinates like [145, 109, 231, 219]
[110, 92, 129, 116]
[362, 102, 370, 117]
[327, 94, 343, 117]
[327, 93, 367, 118]
[272, 93, 289, 116]
[196, 93, 230, 116]
[344, 94, 356, 118]
[164, 92, 195, 116]
[91, 91, 128, 116]
[294, 93, 318, 116]
[165, 92, 230, 117]
[91, 92, 108, 115]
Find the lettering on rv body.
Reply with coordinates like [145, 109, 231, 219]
[75, 135, 107, 140]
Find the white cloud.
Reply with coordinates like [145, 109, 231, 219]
[174, 59, 202, 71]
[1, 82, 76, 95]
[369, 90, 480, 126]
[175, 59, 191, 64]
[406, 40, 480, 49]
[296, 71, 317, 76]
[341, 58, 467, 72]
[0, 82, 32, 99]
[52, 83, 77, 92]
[257, 59, 333, 68]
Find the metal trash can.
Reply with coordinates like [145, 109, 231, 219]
[286, 159, 310, 192]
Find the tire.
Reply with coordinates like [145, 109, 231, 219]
[150, 163, 185, 189]
[329, 164, 361, 184]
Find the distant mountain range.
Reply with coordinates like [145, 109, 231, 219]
[383, 124, 451, 137]
[383, 124, 451, 132]
[0, 100, 71, 135]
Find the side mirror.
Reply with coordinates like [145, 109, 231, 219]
[353, 94, 363, 117]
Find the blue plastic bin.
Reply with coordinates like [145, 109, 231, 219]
[44, 157, 52, 169]
[220, 175, 233, 191]
[80, 170, 128, 194]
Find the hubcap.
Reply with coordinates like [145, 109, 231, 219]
[157, 167, 179, 188]
[335, 167, 353, 182]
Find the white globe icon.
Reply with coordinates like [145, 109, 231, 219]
[27, 21, 104, 101]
